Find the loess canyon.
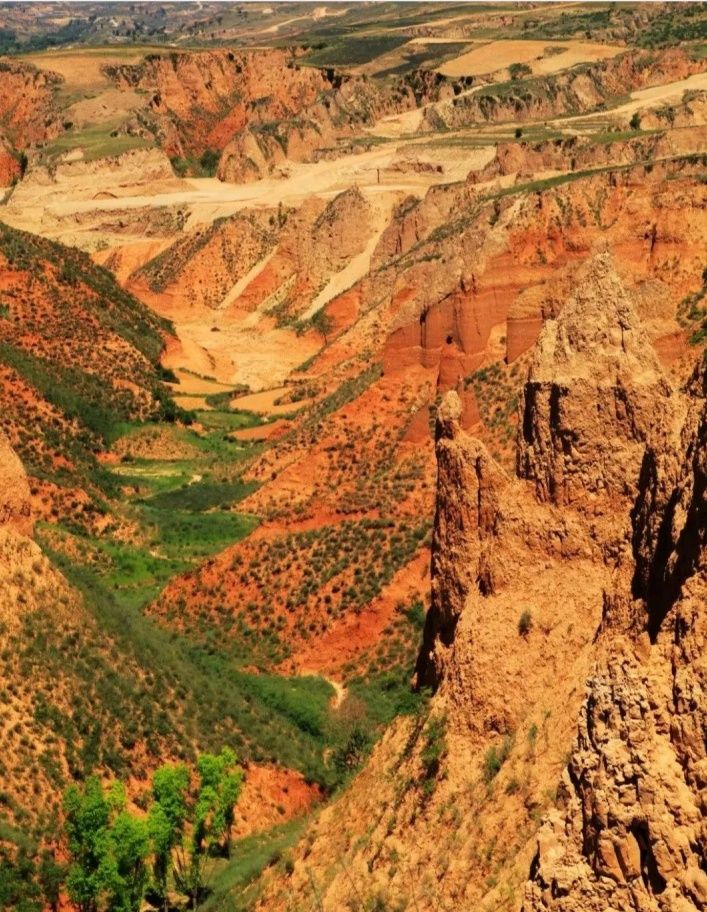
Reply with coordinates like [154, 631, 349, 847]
[0, 3, 706, 912]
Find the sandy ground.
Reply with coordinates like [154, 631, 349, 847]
[64, 88, 145, 128]
[162, 319, 319, 391]
[21, 48, 146, 88]
[438, 39, 625, 78]
[168, 369, 235, 395]
[34, 142, 473, 229]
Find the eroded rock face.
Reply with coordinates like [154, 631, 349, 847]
[517, 254, 676, 508]
[522, 357, 707, 912]
[0, 135, 21, 188]
[0, 430, 33, 537]
[416, 391, 507, 688]
[632, 353, 707, 638]
[418, 255, 706, 909]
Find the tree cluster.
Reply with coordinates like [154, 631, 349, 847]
[1, 749, 243, 912]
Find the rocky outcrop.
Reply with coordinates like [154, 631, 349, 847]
[523, 352, 707, 912]
[0, 430, 32, 537]
[416, 391, 507, 688]
[105, 48, 417, 177]
[517, 254, 676, 508]
[632, 353, 706, 638]
[0, 134, 20, 187]
[418, 257, 706, 906]
[217, 72, 418, 182]
[423, 49, 707, 132]
[0, 59, 62, 147]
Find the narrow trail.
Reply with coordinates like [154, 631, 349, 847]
[299, 669, 348, 710]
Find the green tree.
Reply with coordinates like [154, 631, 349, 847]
[151, 750, 243, 910]
[310, 308, 334, 345]
[109, 813, 149, 912]
[195, 748, 243, 856]
[148, 763, 190, 912]
[0, 847, 41, 912]
[63, 778, 120, 912]
[63, 778, 148, 912]
[509, 62, 532, 80]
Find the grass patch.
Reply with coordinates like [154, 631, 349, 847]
[303, 34, 409, 67]
[144, 478, 258, 512]
[43, 121, 149, 162]
[201, 819, 307, 912]
[37, 542, 337, 784]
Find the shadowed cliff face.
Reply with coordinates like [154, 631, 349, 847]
[414, 255, 706, 910]
[523, 355, 706, 912]
[632, 353, 707, 640]
[417, 253, 677, 691]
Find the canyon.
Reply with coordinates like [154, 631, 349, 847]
[0, 4, 706, 912]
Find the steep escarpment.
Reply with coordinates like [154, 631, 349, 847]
[217, 75, 418, 183]
[516, 255, 675, 507]
[418, 253, 669, 692]
[254, 255, 699, 912]
[0, 58, 62, 147]
[106, 48, 329, 159]
[523, 352, 706, 912]
[469, 125, 707, 185]
[0, 134, 21, 187]
[104, 48, 417, 181]
[377, 154, 707, 401]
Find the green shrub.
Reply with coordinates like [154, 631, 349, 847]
[509, 62, 532, 80]
[518, 610, 533, 636]
[199, 148, 220, 177]
[421, 715, 447, 782]
[483, 735, 513, 783]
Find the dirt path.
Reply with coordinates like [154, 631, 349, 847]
[299, 670, 347, 709]
[40, 143, 448, 224]
[328, 679, 347, 710]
